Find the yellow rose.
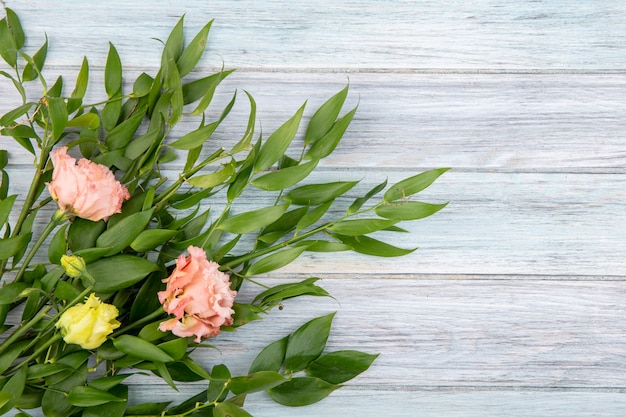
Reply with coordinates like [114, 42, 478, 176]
[56, 293, 121, 349]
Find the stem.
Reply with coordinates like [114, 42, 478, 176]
[0, 306, 51, 356]
[13, 215, 63, 283]
[112, 306, 165, 337]
[8, 333, 62, 373]
[221, 223, 331, 270]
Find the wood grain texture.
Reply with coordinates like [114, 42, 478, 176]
[2, 0, 626, 415]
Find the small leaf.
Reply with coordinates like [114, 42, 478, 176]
[332, 234, 416, 257]
[229, 371, 286, 395]
[132, 72, 154, 97]
[375, 201, 448, 220]
[5, 8, 24, 49]
[285, 181, 358, 206]
[328, 218, 397, 236]
[214, 401, 253, 417]
[306, 350, 379, 384]
[218, 204, 289, 234]
[254, 102, 306, 172]
[47, 97, 68, 142]
[347, 179, 388, 215]
[113, 335, 174, 363]
[252, 160, 318, 191]
[267, 376, 340, 407]
[295, 201, 333, 234]
[285, 313, 335, 372]
[0, 102, 34, 126]
[0, 282, 28, 304]
[66, 113, 99, 129]
[177, 20, 213, 77]
[249, 336, 288, 373]
[71, 56, 89, 99]
[246, 246, 308, 276]
[130, 229, 178, 252]
[306, 105, 357, 160]
[105, 43, 122, 97]
[384, 168, 450, 202]
[0, 194, 16, 228]
[104, 109, 145, 150]
[86, 255, 160, 292]
[0, 232, 31, 261]
[22, 35, 48, 82]
[158, 338, 188, 361]
[304, 85, 349, 144]
[187, 160, 235, 189]
[66, 386, 124, 407]
[169, 120, 220, 149]
[0, 18, 17, 68]
[96, 209, 153, 256]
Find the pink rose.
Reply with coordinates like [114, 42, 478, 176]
[47, 147, 130, 222]
[158, 246, 237, 342]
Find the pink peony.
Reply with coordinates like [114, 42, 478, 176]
[47, 147, 130, 222]
[158, 246, 237, 342]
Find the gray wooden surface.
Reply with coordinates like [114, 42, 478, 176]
[2, 1, 626, 416]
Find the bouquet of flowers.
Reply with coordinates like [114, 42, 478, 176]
[0, 8, 447, 417]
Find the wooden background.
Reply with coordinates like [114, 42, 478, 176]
[2, 1, 626, 415]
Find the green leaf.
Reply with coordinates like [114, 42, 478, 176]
[177, 20, 213, 77]
[158, 338, 188, 361]
[229, 371, 286, 395]
[71, 56, 89, 99]
[254, 102, 306, 172]
[86, 255, 160, 292]
[328, 218, 397, 236]
[299, 240, 351, 252]
[267, 376, 340, 407]
[0, 18, 17, 68]
[0, 102, 34, 126]
[169, 120, 220, 149]
[68, 218, 106, 252]
[0, 232, 31, 261]
[47, 97, 68, 142]
[96, 209, 153, 256]
[66, 113, 100, 129]
[54, 281, 81, 301]
[306, 350, 378, 384]
[214, 402, 253, 417]
[207, 364, 230, 403]
[132, 72, 154, 97]
[22, 35, 48, 82]
[0, 340, 29, 374]
[89, 375, 131, 392]
[102, 97, 122, 132]
[332, 234, 416, 257]
[113, 335, 174, 363]
[163, 16, 184, 63]
[252, 277, 322, 305]
[285, 313, 335, 372]
[231, 90, 257, 154]
[304, 85, 349, 144]
[347, 179, 388, 215]
[375, 201, 448, 220]
[284, 181, 358, 206]
[0, 194, 16, 228]
[230, 302, 264, 327]
[182, 70, 234, 105]
[187, 160, 235, 189]
[66, 386, 124, 407]
[124, 401, 171, 416]
[104, 109, 145, 150]
[306, 105, 357, 160]
[5, 8, 24, 49]
[252, 160, 318, 191]
[0, 366, 27, 415]
[384, 168, 450, 202]
[246, 246, 308, 277]
[124, 121, 164, 160]
[82, 384, 127, 417]
[218, 204, 289, 234]
[130, 229, 178, 252]
[294, 201, 332, 234]
[249, 336, 288, 373]
[105, 42, 122, 97]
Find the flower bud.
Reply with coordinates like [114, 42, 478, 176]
[56, 293, 121, 349]
[61, 255, 87, 278]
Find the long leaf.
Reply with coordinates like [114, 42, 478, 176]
[254, 103, 306, 172]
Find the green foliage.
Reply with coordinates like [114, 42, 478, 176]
[0, 8, 447, 417]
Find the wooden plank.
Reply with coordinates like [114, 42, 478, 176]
[5, 0, 626, 70]
[5, 170, 623, 277]
[3, 72, 626, 170]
